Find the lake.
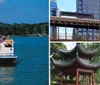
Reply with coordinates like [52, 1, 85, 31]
[0, 36, 48, 85]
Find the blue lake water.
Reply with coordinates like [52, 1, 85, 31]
[0, 36, 48, 85]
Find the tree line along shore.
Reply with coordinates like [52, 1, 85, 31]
[0, 22, 48, 36]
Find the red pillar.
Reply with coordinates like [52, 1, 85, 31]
[76, 69, 79, 85]
[89, 75, 92, 85]
[60, 75, 63, 85]
[92, 71, 95, 85]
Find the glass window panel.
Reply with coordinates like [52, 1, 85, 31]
[79, 32, 82, 35]
[50, 2, 57, 9]
[78, 28, 82, 31]
[88, 5, 92, 9]
[83, 0, 86, 4]
[88, 29, 93, 31]
[51, 10, 56, 16]
[88, 10, 92, 14]
[94, 10, 98, 14]
[94, 1, 98, 4]
[94, 15, 98, 19]
[50, 11, 53, 16]
[83, 9, 86, 13]
[94, 29, 97, 32]
[88, 0, 92, 4]
[78, 10, 82, 13]
[78, 1, 82, 4]
[89, 32, 92, 36]
[79, 5, 82, 9]
[94, 33, 97, 36]
[83, 32, 86, 35]
[83, 28, 86, 31]
[94, 7, 98, 10]
[83, 5, 85, 9]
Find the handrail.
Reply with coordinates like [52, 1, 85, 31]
[51, 16, 100, 23]
[51, 33, 100, 41]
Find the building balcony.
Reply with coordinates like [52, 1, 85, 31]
[50, 33, 100, 41]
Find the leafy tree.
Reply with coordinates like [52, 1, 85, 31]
[50, 43, 67, 59]
[81, 43, 100, 84]
[0, 22, 48, 36]
[50, 43, 67, 82]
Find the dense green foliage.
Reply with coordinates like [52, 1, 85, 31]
[0, 22, 48, 36]
[50, 43, 67, 82]
[81, 43, 100, 62]
[50, 43, 67, 59]
[81, 43, 100, 84]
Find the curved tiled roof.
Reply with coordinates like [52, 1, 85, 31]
[52, 57, 76, 67]
[77, 56, 100, 68]
[58, 47, 76, 59]
[77, 44, 97, 59]
[52, 56, 100, 69]
[59, 43, 98, 59]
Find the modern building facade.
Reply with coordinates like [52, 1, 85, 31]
[50, 0, 58, 38]
[50, 0, 100, 41]
[76, 0, 100, 40]
[50, 0, 58, 16]
[77, 0, 100, 19]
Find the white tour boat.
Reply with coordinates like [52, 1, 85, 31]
[0, 42, 17, 66]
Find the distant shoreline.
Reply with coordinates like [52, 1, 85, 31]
[0, 22, 49, 36]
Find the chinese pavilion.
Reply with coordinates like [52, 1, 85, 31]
[52, 43, 100, 85]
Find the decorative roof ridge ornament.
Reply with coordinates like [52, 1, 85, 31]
[76, 43, 80, 46]
[76, 43, 80, 58]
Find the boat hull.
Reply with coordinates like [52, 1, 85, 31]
[0, 55, 17, 66]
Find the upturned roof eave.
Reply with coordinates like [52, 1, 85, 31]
[52, 56, 100, 69]
[59, 43, 98, 58]
[77, 45, 97, 58]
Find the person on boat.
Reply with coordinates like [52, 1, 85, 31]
[5, 35, 14, 47]
[0, 36, 6, 43]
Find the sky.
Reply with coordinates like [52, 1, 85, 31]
[0, 0, 48, 24]
[57, 0, 76, 12]
[63, 42, 76, 50]
[56, 0, 76, 36]
[62, 42, 93, 50]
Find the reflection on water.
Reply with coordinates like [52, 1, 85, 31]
[0, 67, 15, 85]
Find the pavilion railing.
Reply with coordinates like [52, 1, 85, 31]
[50, 33, 100, 41]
